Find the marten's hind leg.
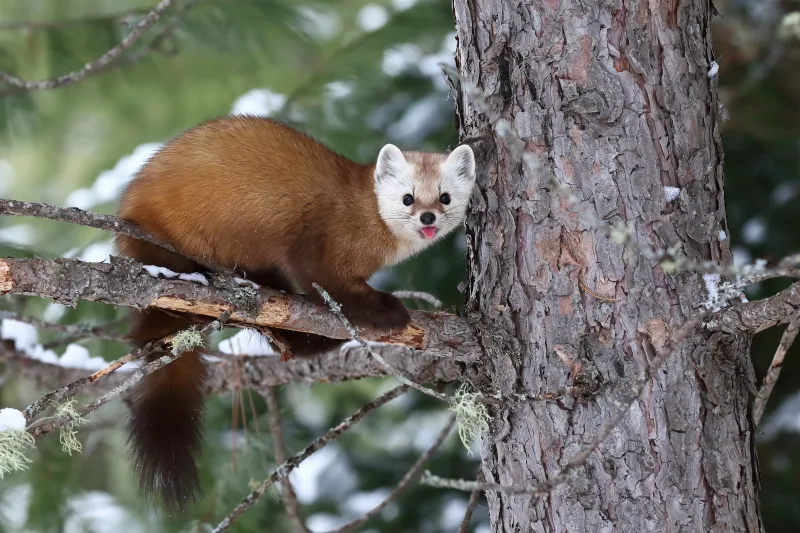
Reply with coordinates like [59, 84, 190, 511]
[289, 266, 410, 333]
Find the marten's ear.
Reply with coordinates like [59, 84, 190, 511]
[443, 145, 476, 184]
[375, 144, 407, 183]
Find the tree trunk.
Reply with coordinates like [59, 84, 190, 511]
[452, 0, 763, 531]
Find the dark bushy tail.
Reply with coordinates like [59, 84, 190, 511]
[116, 235, 209, 511]
[126, 310, 208, 512]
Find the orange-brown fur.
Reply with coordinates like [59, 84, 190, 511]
[116, 116, 419, 510]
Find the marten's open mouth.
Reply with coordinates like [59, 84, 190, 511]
[420, 227, 437, 240]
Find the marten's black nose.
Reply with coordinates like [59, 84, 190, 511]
[420, 212, 436, 225]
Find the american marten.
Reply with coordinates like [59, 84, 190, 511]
[115, 115, 476, 511]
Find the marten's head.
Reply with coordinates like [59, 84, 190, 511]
[374, 144, 476, 247]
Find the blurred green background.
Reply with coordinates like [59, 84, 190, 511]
[0, 0, 797, 531]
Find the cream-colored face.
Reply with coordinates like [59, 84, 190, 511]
[373, 144, 476, 262]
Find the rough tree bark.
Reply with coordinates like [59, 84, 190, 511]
[452, 0, 762, 531]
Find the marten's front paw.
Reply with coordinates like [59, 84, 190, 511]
[344, 293, 410, 332]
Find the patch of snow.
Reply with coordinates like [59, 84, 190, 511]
[231, 88, 287, 117]
[742, 217, 767, 245]
[66, 143, 162, 210]
[178, 272, 209, 286]
[0, 408, 26, 431]
[663, 186, 681, 202]
[217, 329, 275, 356]
[291, 445, 338, 503]
[59, 343, 92, 368]
[1, 318, 118, 371]
[357, 4, 389, 32]
[1, 319, 38, 351]
[59, 344, 107, 371]
[142, 264, 178, 278]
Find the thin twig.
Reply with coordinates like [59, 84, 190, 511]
[0, 0, 174, 93]
[211, 385, 410, 533]
[327, 416, 456, 533]
[421, 314, 702, 494]
[26, 311, 229, 438]
[313, 283, 449, 402]
[753, 312, 800, 425]
[0, 199, 178, 254]
[457, 471, 485, 533]
[263, 387, 311, 533]
[22, 347, 145, 421]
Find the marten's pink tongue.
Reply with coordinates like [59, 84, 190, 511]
[420, 227, 437, 240]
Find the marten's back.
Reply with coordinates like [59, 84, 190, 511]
[118, 116, 377, 271]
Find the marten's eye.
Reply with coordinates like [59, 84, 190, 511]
[402, 194, 415, 206]
[439, 193, 451, 205]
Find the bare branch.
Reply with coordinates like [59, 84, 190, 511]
[0, 0, 175, 93]
[26, 311, 229, 438]
[326, 416, 456, 533]
[422, 313, 703, 494]
[211, 385, 410, 532]
[263, 387, 311, 533]
[457, 471, 485, 533]
[1, 341, 464, 397]
[0, 199, 178, 254]
[706, 280, 800, 334]
[0, 257, 480, 361]
[753, 312, 800, 424]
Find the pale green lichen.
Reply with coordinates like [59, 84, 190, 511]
[170, 327, 205, 355]
[449, 383, 490, 453]
[0, 430, 35, 477]
[56, 399, 88, 456]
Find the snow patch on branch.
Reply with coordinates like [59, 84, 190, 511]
[142, 265, 208, 286]
[0, 408, 25, 431]
[1, 319, 126, 372]
[217, 329, 275, 357]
